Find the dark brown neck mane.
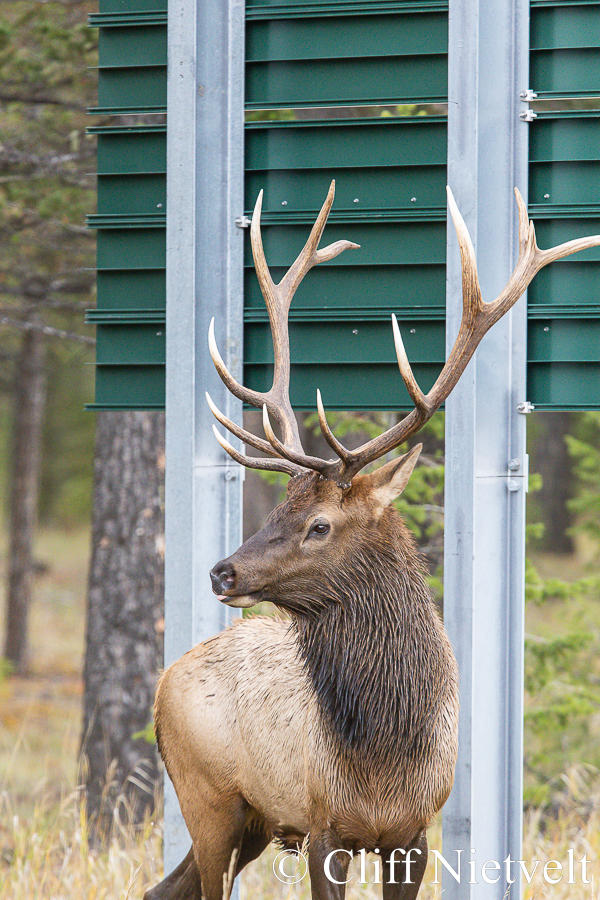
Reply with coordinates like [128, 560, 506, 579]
[288, 513, 448, 764]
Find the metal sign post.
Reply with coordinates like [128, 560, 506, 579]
[164, 0, 245, 876]
[443, 0, 529, 897]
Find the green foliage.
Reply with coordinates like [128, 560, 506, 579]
[566, 412, 600, 557]
[523, 416, 600, 804]
[133, 721, 157, 746]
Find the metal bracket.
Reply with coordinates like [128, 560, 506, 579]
[516, 400, 535, 414]
[519, 109, 537, 122]
[519, 89, 538, 102]
[235, 215, 251, 229]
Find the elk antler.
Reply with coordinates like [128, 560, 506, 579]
[210, 184, 600, 484]
[207, 180, 359, 476]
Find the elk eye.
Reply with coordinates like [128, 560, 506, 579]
[308, 522, 330, 537]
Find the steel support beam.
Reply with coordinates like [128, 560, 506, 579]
[443, 1, 529, 897]
[164, 0, 245, 878]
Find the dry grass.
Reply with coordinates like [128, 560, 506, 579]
[0, 788, 597, 899]
[0, 786, 162, 900]
[1, 527, 599, 896]
[240, 802, 600, 900]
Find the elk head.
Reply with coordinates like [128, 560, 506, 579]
[207, 181, 600, 615]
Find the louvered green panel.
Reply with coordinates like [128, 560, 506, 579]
[528, 262, 600, 311]
[244, 265, 446, 311]
[98, 0, 166, 12]
[247, 363, 443, 409]
[245, 166, 447, 212]
[97, 67, 166, 114]
[97, 175, 166, 216]
[98, 25, 166, 65]
[247, 12, 447, 60]
[246, 118, 448, 170]
[530, 161, 600, 204]
[530, 1, 600, 98]
[94, 125, 166, 173]
[87, 0, 600, 411]
[245, 318, 443, 408]
[96, 271, 166, 311]
[247, 56, 447, 108]
[528, 363, 600, 409]
[531, 4, 600, 49]
[94, 366, 165, 409]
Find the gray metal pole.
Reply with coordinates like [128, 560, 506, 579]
[443, 1, 529, 897]
[165, 0, 245, 878]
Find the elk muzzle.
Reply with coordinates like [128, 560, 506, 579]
[210, 558, 262, 608]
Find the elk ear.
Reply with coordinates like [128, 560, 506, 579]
[368, 443, 422, 510]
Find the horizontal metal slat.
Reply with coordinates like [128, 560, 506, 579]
[93, 126, 166, 175]
[96, 324, 165, 365]
[91, 366, 166, 410]
[246, 1, 448, 20]
[244, 264, 446, 310]
[245, 318, 444, 363]
[528, 261, 600, 307]
[245, 117, 448, 170]
[247, 12, 447, 61]
[530, 48, 600, 96]
[86, 309, 166, 324]
[531, 5, 600, 49]
[530, 161, 600, 204]
[96, 270, 166, 311]
[90, 11, 167, 26]
[97, 229, 166, 270]
[528, 304, 600, 318]
[96, 67, 166, 114]
[98, 0, 166, 12]
[88, 213, 165, 229]
[246, 54, 447, 107]
[528, 318, 600, 361]
[255, 206, 446, 224]
[529, 113, 600, 162]
[98, 24, 166, 67]
[244, 220, 447, 267]
[244, 304, 446, 321]
[244, 362, 443, 410]
[245, 166, 447, 212]
[97, 173, 166, 216]
[527, 362, 600, 409]
[532, 219, 600, 260]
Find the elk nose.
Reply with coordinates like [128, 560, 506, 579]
[210, 560, 236, 596]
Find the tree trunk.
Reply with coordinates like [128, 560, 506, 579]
[531, 412, 575, 554]
[3, 324, 46, 674]
[81, 410, 165, 842]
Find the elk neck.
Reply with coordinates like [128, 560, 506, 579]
[290, 512, 448, 766]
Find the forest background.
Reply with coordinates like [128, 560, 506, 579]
[0, 1, 599, 898]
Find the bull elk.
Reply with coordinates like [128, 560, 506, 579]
[145, 183, 600, 900]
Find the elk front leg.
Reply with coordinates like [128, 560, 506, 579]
[382, 831, 428, 900]
[308, 831, 352, 900]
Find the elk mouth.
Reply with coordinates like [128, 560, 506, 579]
[217, 590, 264, 609]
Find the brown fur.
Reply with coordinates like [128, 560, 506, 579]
[145, 453, 459, 900]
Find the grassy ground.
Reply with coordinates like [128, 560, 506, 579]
[0, 526, 599, 897]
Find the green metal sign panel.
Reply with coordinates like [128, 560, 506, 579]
[87, 0, 600, 410]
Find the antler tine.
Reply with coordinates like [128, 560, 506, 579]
[316, 390, 354, 469]
[280, 181, 361, 300]
[206, 392, 282, 459]
[212, 425, 303, 477]
[325, 187, 600, 482]
[209, 318, 269, 410]
[445, 186, 484, 322]
[210, 182, 360, 479]
[262, 405, 331, 475]
[391, 314, 429, 413]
